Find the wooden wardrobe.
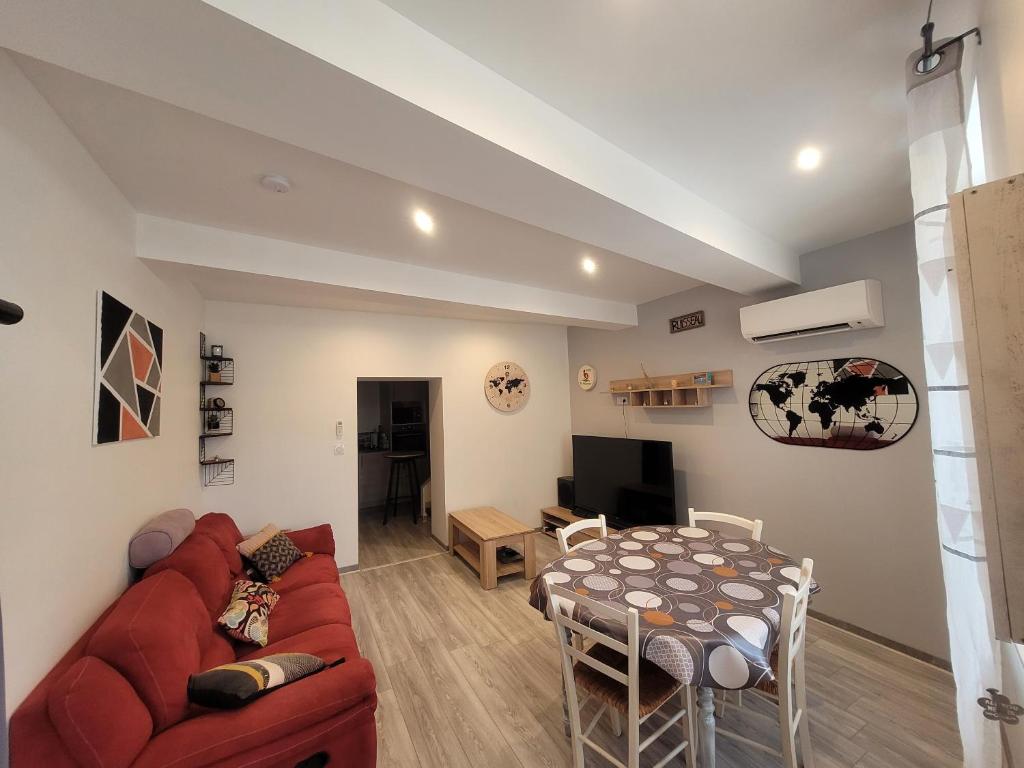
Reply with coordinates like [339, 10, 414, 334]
[951, 173, 1024, 642]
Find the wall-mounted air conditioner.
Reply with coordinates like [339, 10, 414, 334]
[739, 279, 884, 343]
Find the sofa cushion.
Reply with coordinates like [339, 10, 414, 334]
[188, 652, 328, 710]
[270, 554, 341, 594]
[193, 513, 244, 576]
[87, 571, 210, 732]
[250, 533, 304, 581]
[47, 657, 153, 768]
[128, 508, 195, 569]
[144, 533, 232, 618]
[132, 659, 377, 768]
[284, 523, 336, 557]
[217, 581, 280, 647]
[200, 632, 236, 673]
[238, 623, 359, 666]
[268, 583, 353, 644]
[237, 523, 279, 558]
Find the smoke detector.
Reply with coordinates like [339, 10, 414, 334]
[259, 174, 291, 193]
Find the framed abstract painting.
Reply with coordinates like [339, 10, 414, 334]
[93, 291, 164, 444]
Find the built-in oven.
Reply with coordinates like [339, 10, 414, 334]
[391, 401, 423, 427]
[391, 423, 427, 452]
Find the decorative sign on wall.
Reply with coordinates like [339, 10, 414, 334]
[669, 310, 705, 333]
[577, 364, 596, 391]
[485, 361, 530, 412]
[748, 358, 917, 450]
[94, 291, 164, 444]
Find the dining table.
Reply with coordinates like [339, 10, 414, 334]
[528, 523, 820, 768]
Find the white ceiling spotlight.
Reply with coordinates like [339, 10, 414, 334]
[412, 208, 435, 234]
[795, 146, 823, 172]
[259, 173, 292, 193]
[581, 256, 598, 275]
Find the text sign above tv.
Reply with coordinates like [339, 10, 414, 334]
[669, 310, 705, 333]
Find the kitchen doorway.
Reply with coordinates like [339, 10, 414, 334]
[356, 378, 444, 569]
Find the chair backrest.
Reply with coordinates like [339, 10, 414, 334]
[556, 514, 608, 554]
[778, 557, 814, 682]
[687, 508, 764, 541]
[544, 575, 641, 719]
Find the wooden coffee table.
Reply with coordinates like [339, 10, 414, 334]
[448, 506, 537, 590]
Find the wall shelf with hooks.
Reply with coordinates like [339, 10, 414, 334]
[606, 369, 733, 409]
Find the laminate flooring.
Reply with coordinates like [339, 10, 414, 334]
[358, 503, 443, 571]
[342, 533, 962, 768]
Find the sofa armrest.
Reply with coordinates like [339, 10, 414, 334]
[285, 524, 335, 557]
[135, 658, 375, 768]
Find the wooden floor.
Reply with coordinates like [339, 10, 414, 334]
[342, 534, 962, 768]
[358, 503, 443, 570]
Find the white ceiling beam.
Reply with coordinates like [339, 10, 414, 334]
[0, 0, 800, 294]
[137, 216, 638, 329]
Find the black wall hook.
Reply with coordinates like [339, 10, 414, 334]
[0, 298, 24, 325]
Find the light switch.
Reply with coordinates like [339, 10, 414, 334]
[334, 442, 345, 456]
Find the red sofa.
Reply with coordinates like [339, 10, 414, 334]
[10, 513, 377, 768]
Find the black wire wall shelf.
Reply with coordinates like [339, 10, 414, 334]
[199, 332, 235, 487]
[200, 457, 235, 487]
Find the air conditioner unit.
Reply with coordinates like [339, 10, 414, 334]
[740, 279, 884, 343]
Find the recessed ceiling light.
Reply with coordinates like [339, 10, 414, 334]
[581, 256, 597, 275]
[413, 209, 435, 234]
[259, 174, 291, 193]
[795, 146, 823, 172]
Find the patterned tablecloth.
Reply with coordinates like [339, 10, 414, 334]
[528, 525, 820, 690]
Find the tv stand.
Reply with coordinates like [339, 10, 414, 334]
[540, 506, 621, 541]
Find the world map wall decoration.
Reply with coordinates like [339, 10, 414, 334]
[748, 358, 917, 450]
[94, 291, 163, 444]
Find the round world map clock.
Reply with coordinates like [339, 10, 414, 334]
[485, 361, 530, 412]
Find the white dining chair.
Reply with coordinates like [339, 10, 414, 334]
[557, 515, 608, 555]
[545, 575, 697, 768]
[687, 507, 764, 541]
[716, 557, 816, 768]
[687, 507, 764, 717]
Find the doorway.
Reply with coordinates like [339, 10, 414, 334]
[356, 378, 444, 569]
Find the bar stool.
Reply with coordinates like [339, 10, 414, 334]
[383, 451, 424, 525]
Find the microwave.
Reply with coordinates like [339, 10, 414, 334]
[392, 401, 424, 426]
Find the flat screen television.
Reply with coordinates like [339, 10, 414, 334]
[571, 435, 676, 529]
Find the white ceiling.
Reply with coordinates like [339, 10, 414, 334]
[146, 262, 630, 328]
[378, 0, 926, 255]
[18, 55, 697, 305]
[0, 0, 962, 326]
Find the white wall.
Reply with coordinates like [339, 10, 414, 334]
[567, 224, 948, 660]
[200, 301, 572, 566]
[0, 52, 202, 714]
[977, 0, 1024, 179]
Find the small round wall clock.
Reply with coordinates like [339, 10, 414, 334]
[577, 365, 596, 391]
[485, 361, 530, 412]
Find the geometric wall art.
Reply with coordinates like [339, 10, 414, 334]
[94, 291, 163, 444]
[748, 357, 918, 450]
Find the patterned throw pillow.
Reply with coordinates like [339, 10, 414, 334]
[188, 653, 337, 709]
[249, 532, 304, 581]
[217, 580, 280, 646]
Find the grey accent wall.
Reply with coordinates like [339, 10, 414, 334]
[567, 223, 948, 660]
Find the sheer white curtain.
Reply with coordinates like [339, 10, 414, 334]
[906, 36, 1023, 767]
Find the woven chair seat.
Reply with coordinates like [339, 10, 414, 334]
[574, 644, 682, 717]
